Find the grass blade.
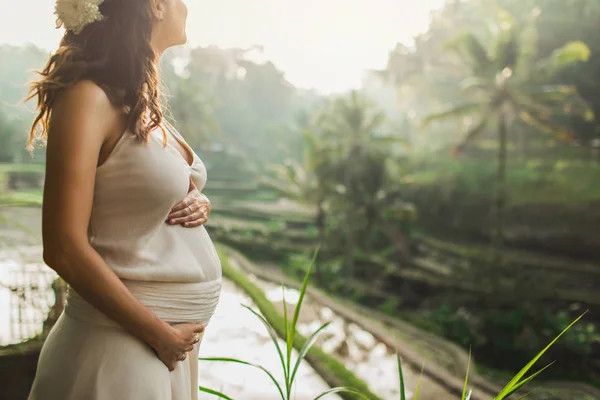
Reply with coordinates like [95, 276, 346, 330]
[290, 321, 332, 384]
[518, 385, 542, 399]
[243, 305, 288, 382]
[198, 386, 234, 399]
[413, 364, 424, 400]
[199, 357, 285, 399]
[289, 247, 319, 342]
[496, 312, 585, 399]
[282, 284, 291, 396]
[313, 386, 371, 400]
[462, 347, 471, 399]
[287, 247, 319, 389]
[397, 353, 406, 400]
[499, 362, 554, 399]
[283, 282, 289, 352]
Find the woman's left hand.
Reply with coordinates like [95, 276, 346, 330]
[167, 189, 211, 227]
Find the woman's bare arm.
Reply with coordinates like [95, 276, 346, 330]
[41, 81, 202, 367]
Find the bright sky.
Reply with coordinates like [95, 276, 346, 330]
[0, 0, 444, 94]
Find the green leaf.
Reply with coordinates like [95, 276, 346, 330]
[499, 362, 554, 399]
[290, 321, 332, 384]
[533, 41, 591, 80]
[198, 357, 285, 399]
[462, 348, 471, 400]
[280, 282, 294, 397]
[518, 385, 542, 399]
[554, 41, 591, 64]
[198, 386, 235, 399]
[287, 246, 319, 357]
[495, 313, 585, 399]
[397, 353, 406, 400]
[282, 282, 290, 378]
[242, 305, 288, 383]
[413, 364, 424, 400]
[313, 387, 371, 400]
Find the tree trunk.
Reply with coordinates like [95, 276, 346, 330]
[493, 113, 508, 252]
[517, 126, 527, 164]
[314, 203, 326, 284]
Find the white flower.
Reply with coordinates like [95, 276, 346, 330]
[54, 0, 105, 35]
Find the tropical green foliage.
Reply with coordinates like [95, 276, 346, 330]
[264, 90, 417, 284]
[421, 7, 592, 248]
[204, 249, 586, 400]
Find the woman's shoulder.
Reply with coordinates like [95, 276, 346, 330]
[50, 80, 124, 142]
[54, 80, 122, 123]
[59, 80, 114, 109]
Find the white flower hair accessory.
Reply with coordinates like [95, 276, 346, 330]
[54, 0, 105, 35]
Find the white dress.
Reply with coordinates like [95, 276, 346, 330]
[28, 123, 222, 400]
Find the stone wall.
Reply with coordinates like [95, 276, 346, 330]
[0, 279, 65, 399]
[0, 340, 42, 400]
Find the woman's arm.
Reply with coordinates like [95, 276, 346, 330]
[42, 81, 202, 370]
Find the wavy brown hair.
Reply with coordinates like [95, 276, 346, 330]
[27, 0, 163, 151]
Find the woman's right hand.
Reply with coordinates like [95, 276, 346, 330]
[152, 323, 205, 371]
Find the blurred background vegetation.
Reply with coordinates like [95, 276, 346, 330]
[1, 0, 600, 396]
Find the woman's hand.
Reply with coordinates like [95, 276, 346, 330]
[152, 323, 204, 371]
[167, 189, 211, 227]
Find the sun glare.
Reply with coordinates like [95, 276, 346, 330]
[0, 0, 444, 93]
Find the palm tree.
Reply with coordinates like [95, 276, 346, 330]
[421, 7, 593, 250]
[317, 91, 406, 276]
[262, 130, 335, 282]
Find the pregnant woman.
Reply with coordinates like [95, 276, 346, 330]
[27, 0, 222, 399]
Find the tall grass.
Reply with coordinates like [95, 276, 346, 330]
[396, 312, 584, 400]
[200, 250, 585, 399]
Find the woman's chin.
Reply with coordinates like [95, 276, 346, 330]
[170, 33, 187, 48]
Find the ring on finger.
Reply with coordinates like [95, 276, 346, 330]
[186, 205, 193, 215]
[193, 333, 200, 344]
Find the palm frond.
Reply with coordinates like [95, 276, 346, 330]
[533, 41, 591, 81]
[460, 77, 493, 94]
[518, 111, 575, 142]
[491, 14, 519, 71]
[525, 85, 578, 101]
[454, 113, 491, 155]
[421, 103, 484, 128]
[515, 8, 541, 76]
[445, 31, 493, 76]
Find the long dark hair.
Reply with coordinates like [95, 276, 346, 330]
[27, 0, 163, 150]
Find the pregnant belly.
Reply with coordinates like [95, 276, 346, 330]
[173, 225, 222, 281]
[122, 279, 222, 325]
[66, 279, 222, 327]
[95, 224, 222, 283]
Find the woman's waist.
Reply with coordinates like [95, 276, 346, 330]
[90, 227, 221, 278]
[65, 278, 222, 326]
